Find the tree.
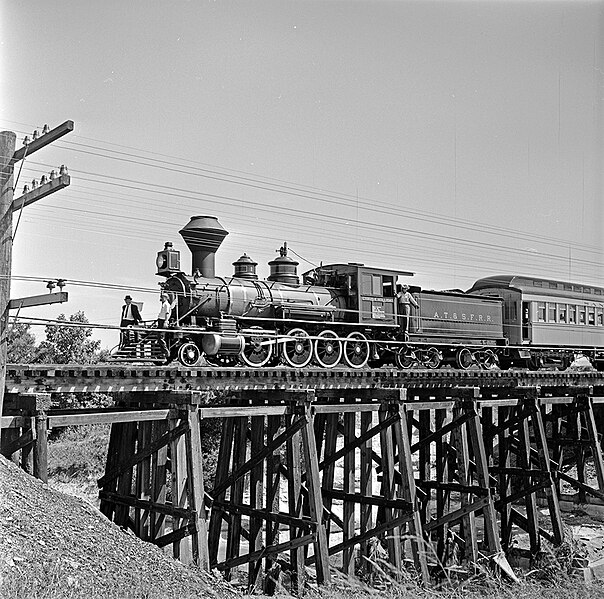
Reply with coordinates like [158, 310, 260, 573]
[6, 322, 39, 363]
[37, 311, 105, 364]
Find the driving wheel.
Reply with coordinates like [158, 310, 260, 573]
[282, 328, 313, 368]
[313, 330, 343, 368]
[343, 331, 370, 369]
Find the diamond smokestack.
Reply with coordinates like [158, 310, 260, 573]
[179, 215, 228, 278]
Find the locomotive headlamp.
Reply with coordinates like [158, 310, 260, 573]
[156, 242, 180, 276]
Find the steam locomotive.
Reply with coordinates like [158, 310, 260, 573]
[132, 215, 603, 370]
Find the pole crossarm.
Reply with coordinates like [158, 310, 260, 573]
[11, 174, 70, 212]
[8, 292, 68, 310]
[10, 121, 74, 165]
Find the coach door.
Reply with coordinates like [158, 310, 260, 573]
[522, 301, 531, 342]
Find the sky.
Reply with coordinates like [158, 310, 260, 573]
[1, 0, 603, 350]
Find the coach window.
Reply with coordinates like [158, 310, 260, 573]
[568, 305, 576, 324]
[579, 305, 586, 325]
[548, 303, 556, 322]
[597, 309, 603, 326]
[537, 302, 546, 322]
[557, 304, 567, 323]
[588, 307, 595, 326]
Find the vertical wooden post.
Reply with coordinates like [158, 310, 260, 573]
[185, 407, 210, 571]
[342, 411, 356, 575]
[450, 401, 478, 563]
[359, 410, 373, 575]
[33, 410, 48, 483]
[248, 415, 265, 591]
[464, 395, 503, 556]
[518, 405, 540, 553]
[150, 419, 168, 541]
[208, 417, 235, 565]
[225, 416, 247, 580]
[321, 413, 339, 538]
[135, 420, 152, 539]
[434, 407, 450, 561]
[418, 407, 431, 525]
[100, 422, 122, 520]
[296, 390, 331, 585]
[170, 415, 192, 563]
[582, 394, 604, 492]
[529, 394, 563, 545]
[0, 130, 16, 423]
[378, 401, 402, 573]
[498, 405, 513, 551]
[264, 414, 282, 594]
[392, 394, 430, 582]
[285, 412, 305, 591]
[114, 422, 137, 529]
[20, 416, 34, 475]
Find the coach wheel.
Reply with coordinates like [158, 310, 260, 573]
[177, 342, 201, 367]
[424, 347, 442, 369]
[241, 331, 274, 368]
[283, 328, 313, 368]
[456, 348, 474, 370]
[343, 332, 370, 369]
[314, 330, 343, 368]
[527, 355, 543, 371]
[395, 346, 415, 369]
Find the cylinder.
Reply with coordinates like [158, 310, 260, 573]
[201, 333, 245, 356]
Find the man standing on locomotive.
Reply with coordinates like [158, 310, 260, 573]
[157, 293, 176, 359]
[120, 295, 142, 346]
[396, 284, 419, 340]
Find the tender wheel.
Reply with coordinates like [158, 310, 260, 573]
[456, 347, 474, 370]
[282, 328, 313, 368]
[395, 346, 415, 369]
[241, 331, 274, 367]
[313, 330, 343, 368]
[177, 341, 201, 367]
[343, 331, 370, 369]
[481, 349, 499, 369]
[424, 347, 442, 369]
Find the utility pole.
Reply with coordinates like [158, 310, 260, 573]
[0, 121, 73, 421]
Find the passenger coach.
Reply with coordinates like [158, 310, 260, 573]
[468, 275, 604, 370]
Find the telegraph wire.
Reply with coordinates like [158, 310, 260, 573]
[16, 170, 604, 272]
[5, 119, 601, 255]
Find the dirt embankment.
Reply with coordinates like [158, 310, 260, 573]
[0, 455, 237, 599]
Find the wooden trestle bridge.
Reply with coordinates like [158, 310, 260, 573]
[3, 365, 604, 592]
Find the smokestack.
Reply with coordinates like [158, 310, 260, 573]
[179, 215, 228, 278]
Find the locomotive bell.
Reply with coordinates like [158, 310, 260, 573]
[179, 215, 228, 278]
[268, 242, 299, 284]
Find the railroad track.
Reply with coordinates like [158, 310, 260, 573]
[6, 364, 604, 393]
